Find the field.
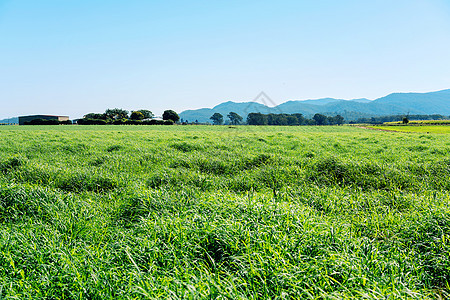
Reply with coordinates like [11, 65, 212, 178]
[383, 120, 450, 126]
[367, 125, 450, 134]
[0, 125, 449, 299]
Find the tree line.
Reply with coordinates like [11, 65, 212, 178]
[209, 112, 344, 126]
[77, 108, 180, 125]
[22, 108, 181, 125]
[209, 112, 243, 125]
[27, 109, 446, 127]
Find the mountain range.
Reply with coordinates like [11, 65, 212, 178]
[180, 89, 450, 123]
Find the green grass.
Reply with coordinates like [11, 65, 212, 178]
[368, 125, 450, 134]
[384, 120, 450, 125]
[0, 125, 449, 299]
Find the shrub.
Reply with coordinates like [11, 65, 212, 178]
[125, 119, 142, 125]
[143, 119, 165, 125]
[78, 118, 107, 125]
[113, 119, 126, 125]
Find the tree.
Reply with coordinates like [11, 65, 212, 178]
[292, 113, 306, 125]
[130, 111, 145, 120]
[163, 110, 180, 123]
[227, 112, 243, 125]
[105, 108, 129, 120]
[402, 117, 409, 124]
[267, 114, 288, 125]
[78, 119, 107, 125]
[210, 113, 224, 125]
[313, 113, 327, 125]
[247, 113, 268, 125]
[83, 113, 106, 120]
[333, 115, 345, 125]
[136, 109, 153, 119]
[286, 115, 299, 126]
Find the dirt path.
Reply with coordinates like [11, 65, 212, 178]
[354, 126, 400, 133]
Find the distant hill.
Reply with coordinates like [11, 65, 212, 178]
[179, 89, 450, 123]
[296, 98, 371, 105]
[0, 117, 18, 124]
[180, 101, 274, 123]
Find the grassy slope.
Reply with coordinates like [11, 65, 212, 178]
[0, 125, 449, 299]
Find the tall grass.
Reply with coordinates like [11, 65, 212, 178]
[0, 125, 449, 299]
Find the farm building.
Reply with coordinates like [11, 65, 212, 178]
[18, 115, 70, 125]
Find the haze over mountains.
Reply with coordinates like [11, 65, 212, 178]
[180, 89, 450, 123]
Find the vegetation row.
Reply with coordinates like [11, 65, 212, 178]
[351, 114, 449, 125]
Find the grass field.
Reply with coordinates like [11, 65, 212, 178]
[367, 125, 450, 134]
[0, 125, 449, 299]
[383, 120, 450, 125]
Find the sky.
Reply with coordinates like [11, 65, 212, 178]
[1, 0, 450, 119]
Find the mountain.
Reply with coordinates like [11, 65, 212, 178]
[369, 90, 450, 114]
[0, 117, 18, 124]
[296, 98, 371, 105]
[179, 89, 450, 123]
[180, 101, 276, 123]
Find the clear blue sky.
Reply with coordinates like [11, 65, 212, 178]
[1, 0, 450, 119]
